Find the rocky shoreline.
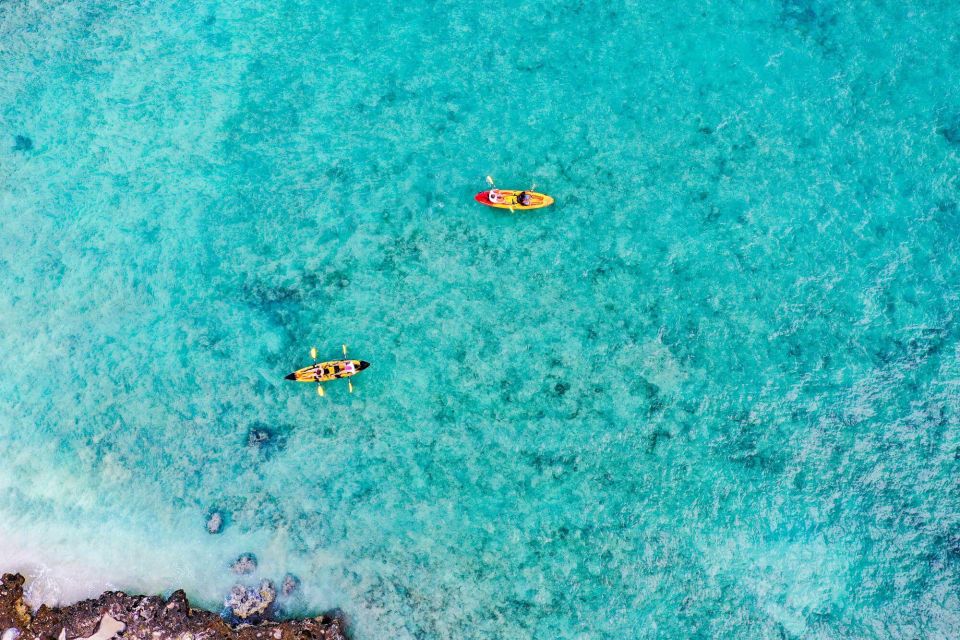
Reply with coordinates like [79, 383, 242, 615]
[0, 574, 347, 640]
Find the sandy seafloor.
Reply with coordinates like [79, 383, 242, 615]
[2, 1, 960, 638]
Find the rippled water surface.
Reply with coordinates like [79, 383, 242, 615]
[3, 1, 960, 638]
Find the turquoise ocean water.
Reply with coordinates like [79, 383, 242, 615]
[3, 1, 960, 637]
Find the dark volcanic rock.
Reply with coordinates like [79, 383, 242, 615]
[0, 573, 347, 640]
[0, 574, 31, 630]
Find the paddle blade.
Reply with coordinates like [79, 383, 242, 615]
[486, 175, 495, 186]
[348, 380, 354, 394]
[342, 344, 348, 357]
[317, 384, 325, 397]
[310, 347, 317, 360]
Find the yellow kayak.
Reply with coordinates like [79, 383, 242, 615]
[285, 359, 370, 383]
[475, 189, 554, 210]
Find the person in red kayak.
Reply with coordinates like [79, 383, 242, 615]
[517, 191, 533, 206]
[488, 188, 505, 204]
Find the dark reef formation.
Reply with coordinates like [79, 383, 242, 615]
[0, 574, 347, 640]
[12, 135, 32, 152]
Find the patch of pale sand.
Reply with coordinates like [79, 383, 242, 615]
[79, 614, 125, 640]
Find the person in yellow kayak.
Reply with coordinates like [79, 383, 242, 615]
[489, 189, 533, 206]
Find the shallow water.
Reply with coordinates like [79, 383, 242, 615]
[2, 1, 960, 638]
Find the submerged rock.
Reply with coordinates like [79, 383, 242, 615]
[245, 425, 287, 458]
[206, 511, 224, 534]
[12, 135, 32, 152]
[939, 115, 960, 145]
[0, 573, 346, 639]
[247, 428, 271, 448]
[224, 580, 276, 623]
[280, 574, 300, 597]
[231, 553, 257, 575]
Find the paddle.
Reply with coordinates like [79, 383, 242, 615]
[343, 344, 354, 393]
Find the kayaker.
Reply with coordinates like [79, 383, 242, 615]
[342, 361, 356, 374]
[517, 191, 533, 206]
[488, 188, 505, 204]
